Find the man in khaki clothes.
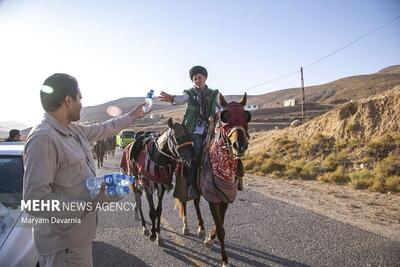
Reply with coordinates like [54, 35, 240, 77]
[23, 73, 146, 267]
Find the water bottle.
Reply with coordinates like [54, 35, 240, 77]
[106, 185, 131, 197]
[86, 173, 134, 198]
[143, 89, 155, 112]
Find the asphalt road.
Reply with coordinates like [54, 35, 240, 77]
[92, 150, 400, 267]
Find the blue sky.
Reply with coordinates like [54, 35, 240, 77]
[0, 0, 399, 126]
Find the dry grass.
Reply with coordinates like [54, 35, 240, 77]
[349, 170, 374, 189]
[300, 134, 335, 158]
[259, 158, 286, 174]
[318, 166, 350, 185]
[284, 160, 319, 180]
[245, 130, 400, 193]
[324, 150, 350, 171]
[386, 176, 400, 192]
[365, 134, 398, 160]
[373, 155, 400, 178]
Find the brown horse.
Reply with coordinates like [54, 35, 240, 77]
[121, 118, 194, 245]
[201, 93, 251, 267]
[173, 166, 206, 237]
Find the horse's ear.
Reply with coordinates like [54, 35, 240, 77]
[167, 118, 174, 128]
[239, 93, 247, 106]
[219, 93, 227, 108]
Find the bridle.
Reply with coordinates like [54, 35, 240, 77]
[155, 128, 193, 163]
[216, 121, 249, 159]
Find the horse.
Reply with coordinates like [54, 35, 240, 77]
[200, 93, 251, 267]
[120, 118, 194, 245]
[173, 165, 206, 237]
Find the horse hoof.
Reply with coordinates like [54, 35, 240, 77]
[143, 228, 150, 236]
[204, 237, 214, 249]
[157, 238, 164, 246]
[198, 228, 206, 238]
[149, 233, 157, 241]
[222, 262, 228, 267]
[182, 227, 190, 235]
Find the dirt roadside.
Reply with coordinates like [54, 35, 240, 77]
[100, 151, 399, 242]
[245, 174, 400, 241]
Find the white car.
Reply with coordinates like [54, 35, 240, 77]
[0, 142, 39, 267]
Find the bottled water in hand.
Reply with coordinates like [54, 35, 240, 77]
[86, 173, 134, 199]
[143, 89, 155, 112]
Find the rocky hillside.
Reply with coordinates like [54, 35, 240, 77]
[245, 85, 400, 193]
[80, 65, 400, 128]
[251, 85, 400, 147]
[247, 65, 400, 107]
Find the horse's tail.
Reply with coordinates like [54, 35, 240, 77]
[174, 199, 184, 219]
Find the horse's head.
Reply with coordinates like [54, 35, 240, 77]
[166, 118, 194, 167]
[218, 93, 251, 158]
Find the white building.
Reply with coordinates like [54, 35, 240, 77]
[244, 104, 260, 111]
[283, 99, 299, 107]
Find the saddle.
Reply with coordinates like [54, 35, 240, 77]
[130, 131, 158, 161]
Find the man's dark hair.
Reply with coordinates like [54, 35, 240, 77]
[9, 129, 20, 139]
[40, 73, 79, 112]
[189, 66, 208, 80]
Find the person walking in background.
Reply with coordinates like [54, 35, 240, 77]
[23, 73, 147, 267]
[94, 139, 106, 168]
[159, 66, 221, 199]
[5, 129, 21, 142]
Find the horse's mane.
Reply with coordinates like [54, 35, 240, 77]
[156, 131, 168, 151]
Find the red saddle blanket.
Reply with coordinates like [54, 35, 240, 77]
[136, 142, 175, 187]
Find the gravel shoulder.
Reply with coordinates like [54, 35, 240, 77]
[245, 174, 400, 241]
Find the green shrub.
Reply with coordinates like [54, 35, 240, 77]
[259, 159, 286, 174]
[347, 138, 363, 151]
[324, 150, 350, 171]
[369, 178, 387, 193]
[276, 136, 291, 147]
[374, 155, 400, 178]
[346, 121, 358, 133]
[243, 159, 256, 171]
[386, 176, 400, 192]
[318, 166, 350, 184]
[349, 170, 374, 189]
[301, 134, 335, 157]
[285, 160, 319, 180]
[243, 151, 273, 172]
[366, 134, 397, 160]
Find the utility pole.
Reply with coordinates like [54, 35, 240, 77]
[300, 67, 306, 123]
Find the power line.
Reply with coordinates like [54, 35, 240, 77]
[304, 15, 400, 69]
[243, 15, 400, 93]
[245, 70, 299, 91]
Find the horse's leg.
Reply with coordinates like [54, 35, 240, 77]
[155, 184, 166, 246]
[134, 188, 142, 219]
[194, 197, 205, 237]
[144, 187, 157, 241]
[208, 202, 228, 266]
[220, 202, 229, 266]
[204, 225, 216, 248]
[137, 189, 149, 236]
[181, 201, 190, 235]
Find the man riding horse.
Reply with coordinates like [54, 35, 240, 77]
[160, 65, 220, 199]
